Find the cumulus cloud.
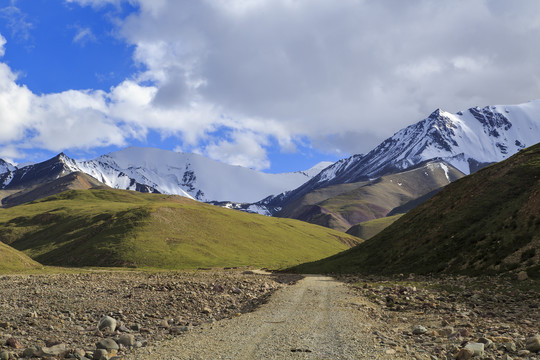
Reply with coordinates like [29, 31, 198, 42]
[4, 0, 540, 169]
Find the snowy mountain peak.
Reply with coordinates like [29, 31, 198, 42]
[0, 159, 16, 174]
[263, 99, 540, 209]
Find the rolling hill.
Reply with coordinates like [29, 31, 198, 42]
[291, 142, 540, 277]
[276, 160, 464, 232]
[0, 188, 361, 269]
[0, 241, 41, 272]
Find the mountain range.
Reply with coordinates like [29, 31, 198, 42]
[1, 99, 540, 221]
[260, 100, 540, 212]
[0, 147, 331, 206]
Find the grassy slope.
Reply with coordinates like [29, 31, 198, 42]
[0, 189, 361, 270]
[346, 214, 404, 239]
[0, 241, 42, 272]
[277, 161, 463, 232]
[291, 143, 540, 277]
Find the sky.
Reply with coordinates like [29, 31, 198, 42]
[1, 0, 540, 172]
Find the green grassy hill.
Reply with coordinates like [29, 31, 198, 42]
[277, 161, 463, 232]
[0, 188, 361, 269]
[346, 214, 403, 239]
[291, 143, 540, 277]
[0, 241, 42, 272]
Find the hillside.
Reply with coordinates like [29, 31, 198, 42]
[0, 241, 41, 272]
[276, 161, 464, 232]
[291, 143, 540, 277]
[346, 214, 403, 239]
[0, 188, 360, 269]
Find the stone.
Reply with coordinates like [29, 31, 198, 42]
[96, 338, 119, 351]
[5, 337, 21, 349]
[526, 335, 540, 352]
[516, 271, 528, 281]
[98, 316, 117, 332]
[464, 342, 484, 357]
[93, 349, 109, 360]
[41, 343, 68, 356]
[22, 346, 41, 357]
[438, 326, 454, 337]
[0, 351, 9, 360]
[118, 334, 136, 348]
[455, 347, 474, 360]
[412, 325, 427, 335]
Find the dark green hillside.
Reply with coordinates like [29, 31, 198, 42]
[291, 143, 540, 277]
[0, 188, 361, 269]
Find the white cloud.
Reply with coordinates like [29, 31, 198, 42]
[72, 27, 97, 45]
[4, 0, 540, 169]
[205, 131, 270, 170]
[0, 34, 6, 57]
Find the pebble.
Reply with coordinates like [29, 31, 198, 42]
[0, 351, 9, 360]
[526, 335, 540, 352]
[412, 325, 427, 335]
[98, 316, 117, 333]
[118, 334, 136, 348]
[96, 338, 119, 351]
[93, 348, 109, 360]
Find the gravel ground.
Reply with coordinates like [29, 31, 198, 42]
[0, 270, 298, 359]
[125, 275, 394, 360]
[1, 271, 539, 359]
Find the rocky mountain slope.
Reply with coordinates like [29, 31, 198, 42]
[0, 188, 360, 269]
[275, 160, 464, 232]
[0, 148, 330, 205]
[262, 100, 540, 211]
[291, 142, 540, 277]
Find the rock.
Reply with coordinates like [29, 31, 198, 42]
[96, 338, 119, 351]
[118, 334, 136, 348]
[526, 335, 540, 352]
[516, 271, 528, 281]
[98, 316, 117, 332]
[41, 343, 68, 356]
[464, 342, 484, 357]
[22, 346, 41, 357]
[0, 351, 9, 360]
[93, 349, 109, 360]
[412, 325, 427, 335]
[502, 341, 516, 352]
[455, 347, 474, 360]
[130, 323, 141, 331]
[5, 337, 21, 349]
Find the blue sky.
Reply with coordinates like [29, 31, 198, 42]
[1, 1, 540, 173]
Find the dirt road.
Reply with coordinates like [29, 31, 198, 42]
[126, 275, 394, 359]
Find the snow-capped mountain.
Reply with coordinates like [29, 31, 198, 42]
[0, 147, 330, 204]
[0, 159, 16, 174]
[262, 100, 540, 209]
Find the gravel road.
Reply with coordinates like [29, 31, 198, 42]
[126, 275, 391, 360]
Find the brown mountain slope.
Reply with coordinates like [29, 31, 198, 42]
[276, 160, 464, 232]
[1, 171, 106, 208]
[290, 143, 540, 277]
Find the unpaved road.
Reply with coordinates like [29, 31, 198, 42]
[126, 275, 394, 359]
